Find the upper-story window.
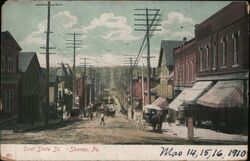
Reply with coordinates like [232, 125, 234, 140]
[190, 61, 194, 82]
[182, 64, 185, 83]
[175, 65, 178, 83]
[8, 56, 11, 72]
[178, 64, 181, 83]
[186, 62, 189, 83]
[4, 90, 14, 111]
[221, 37, 227, 68]
[232, 31, 240, 67]
[1, 55, 5, 71]
[205, 45, 209, 70]
[199, 48, 203, 71]
[212, 43, 217, 70]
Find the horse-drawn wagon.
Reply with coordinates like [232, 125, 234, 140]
[142, 104, 168, 132]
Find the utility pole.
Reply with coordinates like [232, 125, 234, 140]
[89, 67, 92, 104]
[66, 33, 82, 111]
[134, 8, 161, 104]
[141, 55, 156, 105]
[141, 62, 144, 109]
[123, 55, 137, 119]
[80, 58, 91, 110]
[130, 57, 134, 119]
[36, 1, 62, 126]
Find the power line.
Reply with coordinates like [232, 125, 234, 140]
[35, 1, 62, 126]
[50, 39, 73, 62]
[66, 33, 83, 111]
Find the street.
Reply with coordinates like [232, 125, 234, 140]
[1, 112, 190, 144]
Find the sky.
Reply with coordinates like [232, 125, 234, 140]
[2, 0, 231, 67]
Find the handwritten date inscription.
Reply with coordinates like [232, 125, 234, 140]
[160, 147, 247, 159]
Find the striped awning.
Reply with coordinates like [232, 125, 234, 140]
[182, 81, 213, 105]
[197, 80, 243, 108]
[152, 97, 168, 109]
[168, 88, 189, 111]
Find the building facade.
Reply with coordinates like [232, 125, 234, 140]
[1, 31, 22, 121]
[195, 2, 249, 133]
[157, 40, 182, 100]
[195, 2, 249, 79]
[18, 52, 43, 124]
[132, 76, 147, 110]
[49, 74, 59, 115]
[168, 38, 197, 123]
[174, 38, 196, 92]
[56, 63, 73, 113]
[76, 74, 86, 110]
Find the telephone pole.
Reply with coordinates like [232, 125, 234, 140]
[66, 33, 82, 110]
[36, 1, 62, 126]
[80, 57, 91, 110]
[134, 8, 161, 104]
[123, 55, 137, 119]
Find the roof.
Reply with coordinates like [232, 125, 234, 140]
[56, 64, 69, 77]
[195, 2, 247, 30]
[65, 64, 73, 76]
[49, 74, 59, 83]
[1, 31, 22, 51]
[173, 38, 195, 52]
[157, 40, 182, 68]
[18, 52, 39, 72]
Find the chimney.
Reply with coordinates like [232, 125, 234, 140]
[183, 37, 187, 44]
[180, 37, 187, 48]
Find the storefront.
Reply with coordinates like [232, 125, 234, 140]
[197, 80, 248, 133]
[168, 81, 213, 124]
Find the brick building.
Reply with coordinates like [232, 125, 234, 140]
[168, 38, 202, 123]
[173, 38, 196, 92]
[75, 74, 86, 110]
[194, 2, 249, 133]
[132, 76, 147, 110]
[1, 31, 22, 121]
[195, 2, 249, 78]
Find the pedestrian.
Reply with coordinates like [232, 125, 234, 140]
[167, 114, 171, 127]
[90, 112, 93, 120]
[100, 112, 105, 125]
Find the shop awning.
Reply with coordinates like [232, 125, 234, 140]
[144, 87, 157, 95]
[182, 81, 213, 105]
[64, 88, 72, 95]
[152, 97, 168, 109]
[168, 88, 189, 111]
[144, 104, 162, 110]
[197, 80, 243, 108]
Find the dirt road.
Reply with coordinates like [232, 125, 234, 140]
[1, 113, 190, 144]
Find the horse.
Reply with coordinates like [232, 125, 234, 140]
[150, 110, 167, 132]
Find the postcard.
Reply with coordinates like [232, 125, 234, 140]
[1, 0, 248, 160]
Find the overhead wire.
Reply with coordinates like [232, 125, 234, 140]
[129, 6, 166, 74]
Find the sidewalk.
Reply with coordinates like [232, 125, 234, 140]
[127, 109, 247, 144]
[16, 119, 63, 132]
[162, 122, 248, 144]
